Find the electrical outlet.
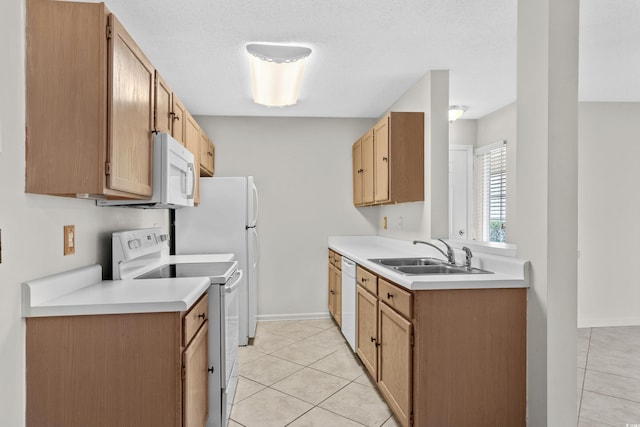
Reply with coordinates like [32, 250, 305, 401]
[383, 216, 388, 230]
[64, 225, 75, 255]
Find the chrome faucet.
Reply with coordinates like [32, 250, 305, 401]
[412, 239, 456, 264]
[462, 246, 473, 270]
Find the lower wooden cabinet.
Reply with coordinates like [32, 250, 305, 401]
[26, 295, 209, 427]
[183, 321, 209, 427]
[356, 284, 378, 379]
[377, 301, 412, 427]
[328, 250, 342, 326]
[354, 264, 526, 427]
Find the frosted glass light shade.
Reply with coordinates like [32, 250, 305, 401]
[449, 105, 467, 122]
[246, 44, 312, 107]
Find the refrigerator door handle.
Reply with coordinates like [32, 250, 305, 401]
[251, 180, 259, 226]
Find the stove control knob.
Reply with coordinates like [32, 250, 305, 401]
[128, 239, 141, 249]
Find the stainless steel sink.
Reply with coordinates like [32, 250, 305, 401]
[368, 257, 493, 275]
[370, 257, 445, 267]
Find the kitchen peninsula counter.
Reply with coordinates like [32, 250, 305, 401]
[328, 235, 529, 290]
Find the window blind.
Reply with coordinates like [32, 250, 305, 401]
[476, 141, 506, 242]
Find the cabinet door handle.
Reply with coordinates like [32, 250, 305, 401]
[198, 313, 206, 319]
[361, 278, 367, 283]
[208, 366, 214, 373]
[387, 293, 394, 299]
[382, 156, 388, 162]
[370, 336, 376, 343]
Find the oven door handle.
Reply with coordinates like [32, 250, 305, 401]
[225, 269, 243, 293]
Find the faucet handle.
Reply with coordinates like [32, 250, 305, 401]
[462, 246, 473, 269]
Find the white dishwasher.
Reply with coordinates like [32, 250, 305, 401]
[341, 257, 357, 352]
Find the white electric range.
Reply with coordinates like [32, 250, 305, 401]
[112, 228, 241, 427]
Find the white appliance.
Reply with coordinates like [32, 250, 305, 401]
[174, 177, 259, 346]
[98, 133, 196, 208]
[112, 228, 240, 427]
[341, 256, 357, 352]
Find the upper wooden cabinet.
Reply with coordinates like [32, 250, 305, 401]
[155, 72, 173, 135]
[199, 131, 215, 177]
[26, 0, 154, 199]
[171, 94, 188, 145]
[352, 112, 424, 206]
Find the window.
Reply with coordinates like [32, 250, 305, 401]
[476, 141, 506, 242]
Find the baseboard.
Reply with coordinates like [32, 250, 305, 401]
[257, 312, 331, 322]
[578, 317, 640, 328]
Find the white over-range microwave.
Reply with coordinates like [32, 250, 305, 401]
[98, 133, 196, 209]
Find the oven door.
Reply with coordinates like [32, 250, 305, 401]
[221, 269, 242, 426]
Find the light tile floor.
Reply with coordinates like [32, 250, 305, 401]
[230, 318, 400, 427]
[232, 320, 640, 426]
[578, 326, 640, 427]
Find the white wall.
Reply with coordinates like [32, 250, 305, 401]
[449, 119, 477, 147]
[578, 102, 640, 327]
[0, 2, 169, 425]
[195, 116, 378, 319]
[376, 71, 450, 241]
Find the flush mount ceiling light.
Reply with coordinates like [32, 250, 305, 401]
[246, 43, 312, 107]
[449, 105, 467, 122]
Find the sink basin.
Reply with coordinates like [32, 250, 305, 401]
[395, 265, 492, 275]
[370, 257, 444, 267]
[368, 257, 493, 275]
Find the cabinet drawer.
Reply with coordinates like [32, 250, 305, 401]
[357, 266, 378, 295]
[183, 293, 208, 347]
[379, 278, 412, 320]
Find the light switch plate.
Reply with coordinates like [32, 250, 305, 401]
[64, 225, 75, 256]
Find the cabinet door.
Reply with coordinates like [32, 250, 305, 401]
[199, 132, 215, 177]
[172, 94, 187, 145]
[356, 285, 378, 380]
[378, 302, 412, 427]
[352, 139, 363, 205]
[107, 14, 154, 197]
[374, 116, 390, 203]
[185, 113, 201, 204]
[183, 322, 209, 427]
[155, 71, 173, 134]
[328, 263, 336, 318]
[335, 267, 342, 327]
[361, 129, 375, 204]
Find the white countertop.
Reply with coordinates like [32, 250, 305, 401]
[23, 264, 212, 317]
[328, 235, 529, 291]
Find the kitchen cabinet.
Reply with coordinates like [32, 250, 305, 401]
[185, 112, 202, 204]
[172, 93, 188, 145]
[328, 250, 342, 326]
[352, 130, 375, 205]
[26, 0, 154, 199]
[352, 112, 424, 206]
[356, 283, 378, 379]
[155, 71, 174, 135]
[353, 264, 526, 427]
[200, 131, 216, 177]
[352, 138, 363, 205]
[26, 293, 210, 427]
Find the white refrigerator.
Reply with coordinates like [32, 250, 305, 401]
[175, 176, 259, 345]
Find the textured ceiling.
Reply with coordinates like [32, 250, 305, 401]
[101, 0, 640, 119]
